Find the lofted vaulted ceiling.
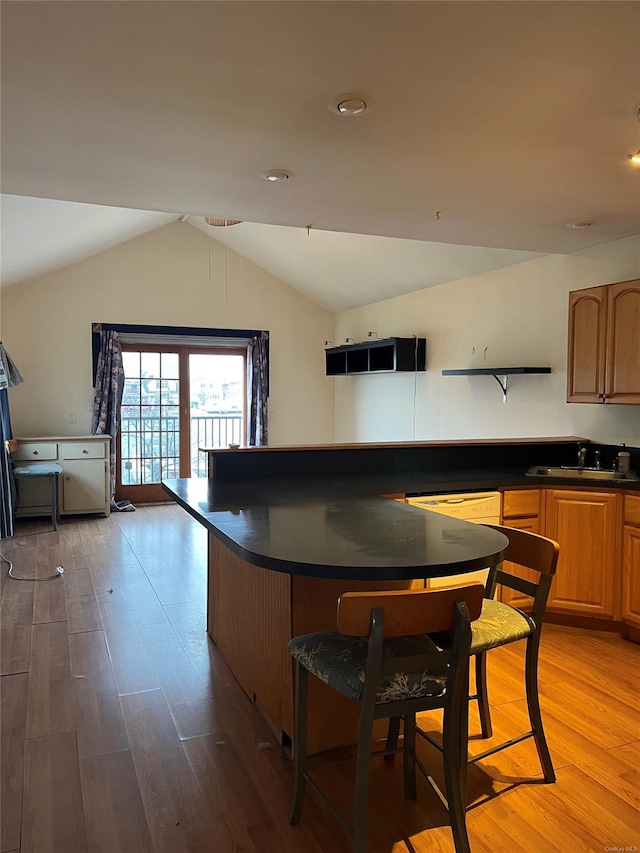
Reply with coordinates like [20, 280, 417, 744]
[1, 1, 639, 309]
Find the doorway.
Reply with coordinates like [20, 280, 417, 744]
[117, 344, 246, 503]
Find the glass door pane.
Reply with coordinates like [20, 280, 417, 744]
[189, 353, 245, 477]
[121, 349, 181, 488]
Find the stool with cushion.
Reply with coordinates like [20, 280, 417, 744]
[5, 439, 62, 532]
[288, 583, 485, 853]
[388, 524, 559, 788]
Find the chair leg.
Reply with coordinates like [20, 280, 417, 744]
[51, 474, 59, 532]
[289, 663, 308, 824]
[352, 699, 375, 853]
[524, 634, 555, 783]
[402, 713, 417, 800]
[474, 652, 492, 738]
[384, 716, 401, 760]
[442, 692, 471, 853]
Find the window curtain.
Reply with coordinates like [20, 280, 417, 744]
[91, 330, 134, 511]
[247, 332, 269, 446]
[0, 341, 24, 539]
[0, 390, 14, 539]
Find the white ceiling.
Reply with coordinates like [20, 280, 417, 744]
[1, 1, 639, 309]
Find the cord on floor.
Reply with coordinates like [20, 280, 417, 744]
[0, 550, 64, 581]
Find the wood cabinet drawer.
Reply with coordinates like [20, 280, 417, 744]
[625, 494, 640, 527]
[502, 489, 541, 518]
[61, 442, 107, 460]
[13, 442, 58, 461]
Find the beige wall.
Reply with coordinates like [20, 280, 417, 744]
[0, 222, 336, 444]
[334, 235, 640, 446]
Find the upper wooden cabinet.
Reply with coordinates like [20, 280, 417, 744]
[567, 279, 640, 404]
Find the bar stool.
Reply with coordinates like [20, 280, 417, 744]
[288, 583, 485, 853]
[388, 524, 560, 790]
[5, 439, 62, 531]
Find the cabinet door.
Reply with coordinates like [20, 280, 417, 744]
[62, 459, 108, 513]
[545, 489, 621, 618]
[567, 286, 607, 403]
[499, 516, 541, 609]
[604, 279, 640, 404]
[622, 524, 640, 628]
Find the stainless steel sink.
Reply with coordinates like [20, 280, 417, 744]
[526, 465, 639, 482]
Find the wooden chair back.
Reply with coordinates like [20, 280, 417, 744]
[336, 583, 485, 638]
[483, 524, 559, 576]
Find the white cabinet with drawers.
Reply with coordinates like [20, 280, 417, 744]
[15, 436, 111, 518]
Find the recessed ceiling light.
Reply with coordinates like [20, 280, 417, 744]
[629, 150, 640, 164]
[566, 222, 593, 229]
[260, 169, 293, 182]
[329, 93, 368, 116]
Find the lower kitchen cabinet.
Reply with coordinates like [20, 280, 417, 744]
[14, 436, 111, 518]
[622, 495, 640, 629]
[544, 488, 621, 619]
[499, 489, 543, 609]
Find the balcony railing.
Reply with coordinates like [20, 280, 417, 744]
[120, 413, 243, 481]
[190, 414, 243, 476]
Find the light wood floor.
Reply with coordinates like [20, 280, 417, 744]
[1, 504, 639, 853]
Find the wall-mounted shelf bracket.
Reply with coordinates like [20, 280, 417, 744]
[493, 374, 509, 403]
[441, 367, 551, 404]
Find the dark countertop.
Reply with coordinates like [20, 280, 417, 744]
[162, 454, 639, 581]
[162, 475, 510, 581]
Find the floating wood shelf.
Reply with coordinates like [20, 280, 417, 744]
[442, 367, 551, 403]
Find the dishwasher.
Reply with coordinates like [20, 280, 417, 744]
[405, 491, 501, 588]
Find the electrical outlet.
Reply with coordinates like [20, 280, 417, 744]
[68, 412, 77, 424]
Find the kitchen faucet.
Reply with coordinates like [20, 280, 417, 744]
[577, 444, 587, 468]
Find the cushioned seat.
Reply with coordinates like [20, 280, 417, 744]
[470, 598, 535, 653]
[288, 631, 447, 703]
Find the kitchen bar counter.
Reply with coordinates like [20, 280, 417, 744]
[163, 437, 639, 752]
[162, 474, 509, 581]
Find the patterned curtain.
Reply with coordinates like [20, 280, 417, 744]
[91, 331, 134, 511]
[0, 343, 24, 539]
[0, 390, 14, 539]
[247, 332, 269, 446]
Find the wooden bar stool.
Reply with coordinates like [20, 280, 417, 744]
[388, 524, 560, 790]
[288, 583, 485, 853]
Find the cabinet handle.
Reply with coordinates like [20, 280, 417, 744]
[32, 450, 39, 455]
[82, 449, 88, 454]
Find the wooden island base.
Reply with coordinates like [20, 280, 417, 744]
[207, 536, 415, 754]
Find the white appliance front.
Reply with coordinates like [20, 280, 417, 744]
[405, 491, 501, 588]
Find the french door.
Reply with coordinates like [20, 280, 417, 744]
[116, 344, 246, 503]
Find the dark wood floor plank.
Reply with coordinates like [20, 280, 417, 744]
[68, 630, 130, 759]
[107, 562, 168, 627]
[64, 569, 103, 634]
[184, 733, 337, 853]
[95, 594, 160, 696]
[1, 622, 32, 675]
[79, 750, 153, 853]
[0, 577, 34, 626]
[120, 688, 233, 853]
[22, 730, 88, 853]
[1, 672, 28, 853]
[32, 574, 67, 624]
[138, 620, 220, 739]
[26, 621, 76, 738]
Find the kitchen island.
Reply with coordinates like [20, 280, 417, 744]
[163, 436, 640, 751]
